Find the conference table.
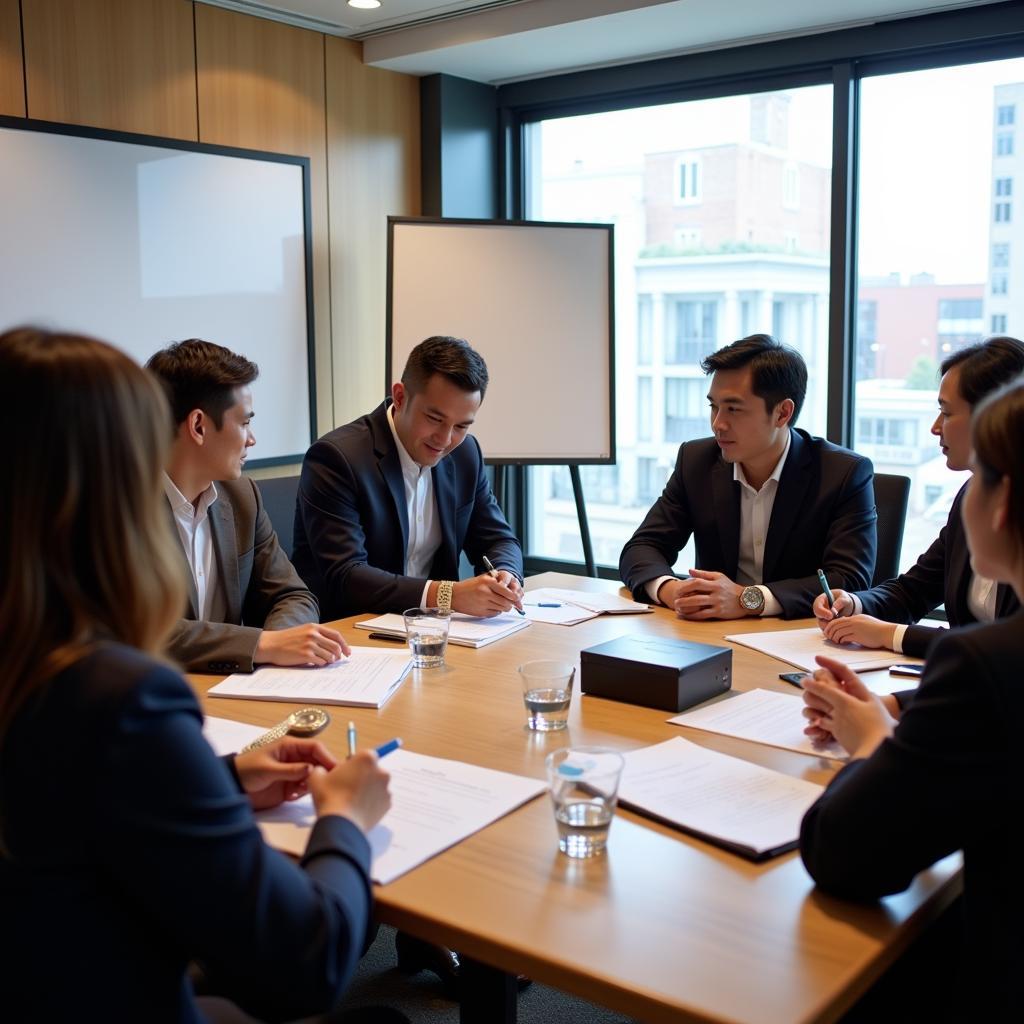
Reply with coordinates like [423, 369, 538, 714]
[189, 572, 961, 1024]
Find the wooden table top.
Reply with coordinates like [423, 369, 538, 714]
[190, 572, 960, 1024]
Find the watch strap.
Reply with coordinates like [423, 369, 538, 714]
[437, 579, 455, 612]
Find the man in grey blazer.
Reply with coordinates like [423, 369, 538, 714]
[148, 340, 348, 674]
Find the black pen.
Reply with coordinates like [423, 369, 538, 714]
[482, 555, 525, 615]
[367, 632, 406, 643]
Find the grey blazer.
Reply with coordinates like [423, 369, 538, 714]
[167, 476, 319, 673]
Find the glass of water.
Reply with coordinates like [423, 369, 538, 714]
[402, 607, 451, 668]
[545, 747, 624, 858]
[518, 660, 574, 731]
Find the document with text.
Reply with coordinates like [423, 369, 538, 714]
[203, 718, 546, 884]
[619, 737, 824, 860]
[668, 688, 846, 760]
[207, 647, 411, 708]
[355, 612, 530, 648]
[521, 587, 653, 625]
[725, 626, 924, 673]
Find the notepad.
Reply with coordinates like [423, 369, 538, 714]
[522, 587, 653, 625]
[725, 626, 924, 673]
[618, 737, 824, 861]
[208, 647, 411, 709]
[668, 688, 846, 761]
[203, 717, 546, 884]
[355, 611, 530, 648]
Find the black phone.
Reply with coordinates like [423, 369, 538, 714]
[888, 663, 924, 677]
[778, 672, 806, 688]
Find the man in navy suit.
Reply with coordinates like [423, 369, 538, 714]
[293, 336, 524, 620]
[620, 334, 877, 620]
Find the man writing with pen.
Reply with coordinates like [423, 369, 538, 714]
[293, 336, 524, 620]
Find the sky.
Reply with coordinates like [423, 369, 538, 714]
[538, 56, 1024, 285]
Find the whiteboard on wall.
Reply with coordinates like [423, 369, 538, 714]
[0, 117, 315, 466]
[387, 217, 614, 464]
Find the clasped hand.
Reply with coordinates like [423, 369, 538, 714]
[662, 569, 747, 620]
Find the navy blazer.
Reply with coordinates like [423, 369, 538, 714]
[853, 482, 1019, 658]
[619, 428, 877, 618]
[293, 401, 523, 620]
[0, 645, 373, 1023]
[800, 611, 1024, 1019]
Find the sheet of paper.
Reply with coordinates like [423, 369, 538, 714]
[619, 737, 824, 857]
[725, 626, 924, 673]
[668, 688, 846, 760]
[202, 718, 547, 885]
[355, 612, 530, 648]
[207, 647, 411, 708]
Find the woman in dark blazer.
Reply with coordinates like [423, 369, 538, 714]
[0, 328, 392, 1023]
[811, 337, 1024, 716]
[799, 375, 1024, 1020]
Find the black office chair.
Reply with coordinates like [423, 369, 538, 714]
[872, 472, 911, 586]
[255, 473, 300, 560]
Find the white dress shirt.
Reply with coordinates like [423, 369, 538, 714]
[163, 474, 219, 621]
[648, 432, 790, 617]
[387, 404, 442, 607]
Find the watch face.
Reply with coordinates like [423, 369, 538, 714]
[287, 707, 330, 734]
[740, 587, 763, 611]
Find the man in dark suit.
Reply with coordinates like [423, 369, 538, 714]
[620, 334, 876, 620]
[148, 340, 348, 673]
[293, 335, 524, 620]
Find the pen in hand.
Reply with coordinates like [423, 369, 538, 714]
[482, 555, 525, 615]
[347, 722, 402, 760]
[817, 568, 835, 610]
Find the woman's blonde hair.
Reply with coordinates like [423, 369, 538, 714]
[0, 328, 185, 737]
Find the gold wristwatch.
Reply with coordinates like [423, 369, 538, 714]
[238, 707, 331, 753]
[437, 579, 455, 613]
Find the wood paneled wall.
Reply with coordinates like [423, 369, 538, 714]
[4, 0, 420, 435]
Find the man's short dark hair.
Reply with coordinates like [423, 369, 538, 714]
[700, 334, 808, 424]
[146, 339, 258, 428]
[940, 335, 1024, 407]
[401, 336, 489, 399]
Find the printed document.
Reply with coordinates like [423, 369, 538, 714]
[208, 647, 411, 708]
[522, 587, 653, 625]
[725, 626, 924, 673]
[619, 737, 824, 859]
[356, 612, 529, 648]
[669, 688, 846, 760]
[203, 718, 546, 884]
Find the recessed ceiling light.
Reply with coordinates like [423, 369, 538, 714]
[348, 0, 382, 8]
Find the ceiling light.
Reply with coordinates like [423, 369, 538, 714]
[348, 0, 382, 8]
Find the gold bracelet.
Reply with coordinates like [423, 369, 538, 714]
[437, 579, 455, 613]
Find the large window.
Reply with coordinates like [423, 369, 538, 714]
[524, 87, 832, 568]
[855, 58, 1024, 570]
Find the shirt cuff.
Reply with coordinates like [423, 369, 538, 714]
[758, 586, 783, 617]
[420, 580, 432, 608]
[647, 576, 677, 605]
[851, 594, 863, 615]
[891, 624, 907, 654]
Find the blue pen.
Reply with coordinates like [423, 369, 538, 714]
[817, 568, 835, 609]
[536, 602, 562, 608]
[375, 738, 403, 759]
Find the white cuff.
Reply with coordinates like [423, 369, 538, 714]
[647, 575, 677, 605]
[757, 586, 783, 617]
[420, 580, 432, 609]
[892, 624, 907, 654]
[851, 594, 863, 615]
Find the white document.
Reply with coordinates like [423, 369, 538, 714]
[725, 626, 924, 673]
[668, 688, 846, 761]
[619, 737, 824, 859]
[355, 611, 530, 648]
[202, 718, 545, 885]
[521, 587, 653, 626]
[207, 647, 411, 708]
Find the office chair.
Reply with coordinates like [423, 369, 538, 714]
[872, 473, 911, 586]
[255, 473, 300, 560]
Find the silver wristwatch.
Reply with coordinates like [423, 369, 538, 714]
[739, 585, 765, 615]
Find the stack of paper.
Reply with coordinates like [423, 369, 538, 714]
[208, 647, 411, 709]
[668, 688, 845, 761]
[725, 627, 923, 673]
[522, 587, 652, 626]
[203, 717, 546, 884]
[618, 737, 824, 860]
[356, 611, 530, 648]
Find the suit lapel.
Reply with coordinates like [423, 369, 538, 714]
[762, 429, 810, 583]
[995, 583, 1019, 619]
[372, 404, 410, 558]
[209, 498, 241, 622]
[711, 459, 740, 580]
[947, 510, 974, 620]
[432, 456, 457, 563]
[166, 503, 200, 617]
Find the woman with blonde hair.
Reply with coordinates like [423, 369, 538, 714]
[799, 374, 1024, 1019]
[0, 328, 391, 1022]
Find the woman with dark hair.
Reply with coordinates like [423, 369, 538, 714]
[799, 374, 1024, 1019]
[0, 328, 391, 1022]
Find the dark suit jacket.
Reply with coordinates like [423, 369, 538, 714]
[293, 401, 523, 620]
[853, 482, 1020, 659]
[619, 428, 877, 618]
[167, 476, 319, 674]
[0, 644, 373, 1023]
[800, 612, 1024, 1019]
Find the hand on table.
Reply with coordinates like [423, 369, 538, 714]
[665, 569, 747, 620]
[234, 737, 337, 810]
[820, 614, 898, 651]
[308, 750, 392, 833]
[452, 572, 522, 617]
[255, 624, 350, 666]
